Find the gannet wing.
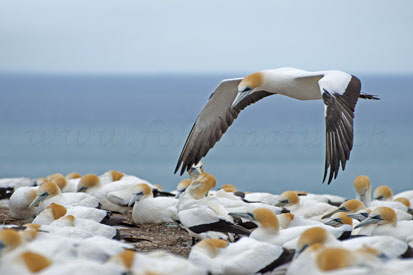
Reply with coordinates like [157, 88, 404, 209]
[320, 72, 361, 184]
[175, 78, 272, 175]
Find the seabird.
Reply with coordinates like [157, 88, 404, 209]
[188, 238, 293, 274]
[373, 185, 393, 201]
[275, 191, 337, 220]
[175, 67, 379, 184]
[354, 206, 413, 242]
[128, 183, 178, 224]
[29, 181, 100, 211]
[321, 199, 366, 219]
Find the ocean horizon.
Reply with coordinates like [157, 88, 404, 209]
[1, 73, 412, 198]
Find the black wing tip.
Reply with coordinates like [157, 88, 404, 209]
[359, 93, 380, 100]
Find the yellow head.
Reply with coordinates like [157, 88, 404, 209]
[177, 179, 191, 192]
[197, 239, 228, 257]
[239, 72, 264, 93]
[0, 229, 22, 252]
[110, 170, 124, 182]
[188, 173, 216, 200]
[341, 199, 365, 213]
[128, 184, 153, 206]
[253, 208, 279, 232]
[325, 212, 353, 227]
[51, 175, 67, 191]
[296, 227, 328, 254]
[29, 182, 61, 208]
[316, 248, 353, 271]
[232, 72, 265, 108]
[394, 197, 411, 208]
[47, 173, 64, 181]
[277, 213, 294, 228]
[373, 185, 393, 201]
[118, 250, 135, 270]
[20, 251, 52, 273]
[48, 203, 67, 220]
[77, 174, 100, 192]
[277, 191, 299, 207]
[220, 184, 238, 193]
[66, 172, 81, 179]
[353, 175, 371, 193]
[354, 206, 397, 229]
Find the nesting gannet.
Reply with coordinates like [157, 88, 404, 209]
[354, 206, 413, 242]
[353, 175, 371, 206]
[323, 212, 353, 229]
[322, 199, 365, 219]
[0, 229, 22, 255]
[33, 203, 123, 226]
[128, 183, 178, 224]
[189, 238, 293, 274]
[49, 175, 80, 193]
[29, 181, 100, 211]
[99, 170, 125, 184]
[78, 174, 157, 213]
[315, 247, 382, 273]
[174, 178, 192, 198]
[47, 214, 119, 239]
[109, 249, 206, 275]
[77, 174, 129, 213]
[0, 177, 33, 200]
[175, 68, 379, 184]
[276, 191, 337, 220]
[373, 185, 393, 201]
[8, 186, 38, 221]
[0, 251, 52, 275]
[66, 172, 81, 179]
[178, 177, 250, 241]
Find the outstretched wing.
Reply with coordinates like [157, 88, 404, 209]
[175, 78, 272, 175]
[321, 74, 361, 184]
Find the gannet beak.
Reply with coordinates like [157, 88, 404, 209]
[229, 212, 254, 220]
[323, 218, 341, 227]
[321, 207, 344, 219]
[232, 90, 252, 108]
[275, 199, 289, 207]
[175, 190, 184, 199]
[293, 245, 307, 260]
[128, 192, 144, 207]
[347, 213, 367, 222]
[29, 193, 48, 208]
[354, 216, 381, 229]
[77, 186, 87, 192]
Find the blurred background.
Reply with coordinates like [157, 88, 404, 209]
[1, 0, 412, 197]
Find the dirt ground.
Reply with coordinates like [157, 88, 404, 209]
[0, 205, 192, 258]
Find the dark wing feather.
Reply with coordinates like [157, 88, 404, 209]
[175, 78, 272, 175]
[322, 76, 361, 184]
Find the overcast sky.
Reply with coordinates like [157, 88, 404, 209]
[1, 0, 412, 74]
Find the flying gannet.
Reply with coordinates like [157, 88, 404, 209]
[175, 67, 379, 184]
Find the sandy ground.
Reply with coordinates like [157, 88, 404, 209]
[0, 205, 192, 257]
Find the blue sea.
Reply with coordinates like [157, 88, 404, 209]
[0, 73, 412, 198]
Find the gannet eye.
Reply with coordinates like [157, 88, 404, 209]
[361, 212, 368, 217]
[40, 192, 48, 197]
[372, 215, 381, 220]
[334, 218, 342, 223]
[242, 87, 252, 93]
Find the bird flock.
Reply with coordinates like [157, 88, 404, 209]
[1, 166, 413, 275]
